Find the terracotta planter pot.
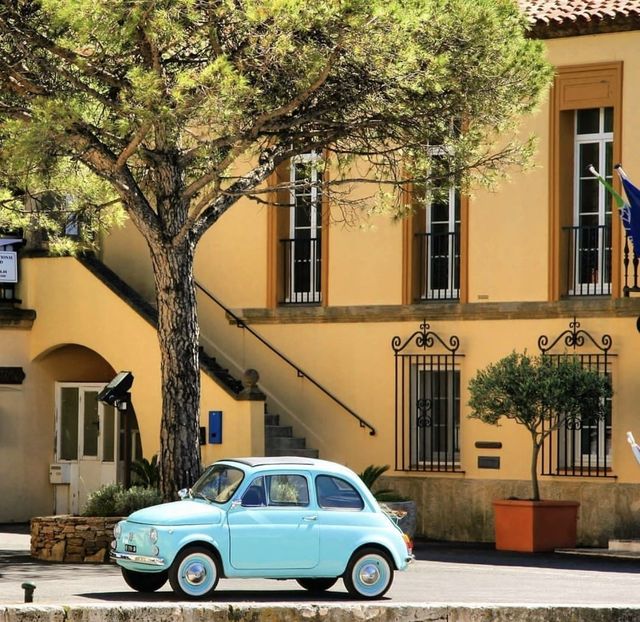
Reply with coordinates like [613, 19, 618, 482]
[493, 499, 579, 552]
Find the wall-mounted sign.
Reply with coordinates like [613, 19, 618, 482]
[0, 251, 17, 283]
[0, 367, 25, 384]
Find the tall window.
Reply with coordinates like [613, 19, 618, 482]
[570, 107, 613, 295]
[538, 319, 613, 478]
[550, 62, 621, 300]
[411, 368, 460, 467]
[416, 183, 461, 301]
[283, 152, 323, 304]
[393, 322, 462, 473]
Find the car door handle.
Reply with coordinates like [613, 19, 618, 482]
[303, 515, 318, 521]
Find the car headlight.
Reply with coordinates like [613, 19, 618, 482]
[114, 522, 122, 539]
[149, 527, 158, 543]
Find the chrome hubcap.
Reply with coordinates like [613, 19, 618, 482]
[359, 563, 380, 585]
[184, 562, 207, 585]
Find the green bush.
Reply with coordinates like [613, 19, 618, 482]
[82, 484, 162, 517]
[82, 483, 122, 517]
[114, 486, 162, 516]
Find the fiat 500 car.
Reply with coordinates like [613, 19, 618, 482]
[111, 457, 413, 599]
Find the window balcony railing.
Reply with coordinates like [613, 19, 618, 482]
[623, 237, 640, 296]
[562, 224, 611, 297]
[414, 231, 460, 302]
[280, 238, 322, 305]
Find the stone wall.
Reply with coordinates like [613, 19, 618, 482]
[384, 475, 640, 547]
[31, 516, 122, 563]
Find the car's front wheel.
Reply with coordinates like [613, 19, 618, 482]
[121, 567, 168, 592]
[296, 577, 338, 593]
[169, 546, 220, 599]
[343, 547, 394, 599]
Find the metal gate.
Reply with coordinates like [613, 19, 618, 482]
[538, 318, 614, 477]
[392, 322, 462, 472]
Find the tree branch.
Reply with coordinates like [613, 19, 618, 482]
[116, 121, 153, 170]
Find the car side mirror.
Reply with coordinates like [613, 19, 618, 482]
[230, 499, 242, 511]
[178, 488, 191, 500]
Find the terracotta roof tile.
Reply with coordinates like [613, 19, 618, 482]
[519, 0, 640, 27]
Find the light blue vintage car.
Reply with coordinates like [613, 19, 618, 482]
[110, 457, 413, 599]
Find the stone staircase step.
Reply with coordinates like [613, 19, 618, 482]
[609, 539, 640, 552]
[265, 425, 293, 439]
[264, 413, 280, 426]
[267, 436, 306, 451]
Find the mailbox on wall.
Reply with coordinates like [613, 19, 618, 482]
[49, 463, 71, 484]
[208, 411, 222, 444]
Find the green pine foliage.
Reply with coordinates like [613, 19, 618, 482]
[468, 352, 612, 501]
[0, 1, 552, 499]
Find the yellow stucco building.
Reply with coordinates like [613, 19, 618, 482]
[2, 1, 640, 546]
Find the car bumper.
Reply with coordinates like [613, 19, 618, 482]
[110, 550, 166, 566]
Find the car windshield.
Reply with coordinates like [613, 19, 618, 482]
[191, 464, 244, 503]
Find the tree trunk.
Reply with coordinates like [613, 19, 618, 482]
[531, 441, 541, 502]
[149, 239, 202, 501]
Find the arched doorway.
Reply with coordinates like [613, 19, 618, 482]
[35, 344, 141, 514]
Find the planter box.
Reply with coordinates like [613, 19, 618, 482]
[493, 499, 579, 553]
[31, 515, 123, 563]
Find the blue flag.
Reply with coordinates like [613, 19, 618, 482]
[616, 165, 640, 256]
[589, 164, 640, 256]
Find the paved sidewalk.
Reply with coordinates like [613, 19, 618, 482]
[3, 523, 640, 620]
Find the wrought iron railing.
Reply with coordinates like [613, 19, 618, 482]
[392, 321, 463, 472]
[562, 224, 611, 296]
[414, 231, 460, 301]
[195, 281, 376, 435]
[623, 236, 640, 296]
[538, 318, 614, 478]
[280, 238, 322, 304]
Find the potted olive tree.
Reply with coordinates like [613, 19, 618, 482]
[468, 351, 612, 552]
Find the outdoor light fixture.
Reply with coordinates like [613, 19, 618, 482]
[98, 371, 134, 410]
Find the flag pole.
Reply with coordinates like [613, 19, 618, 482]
[615, 163, 628, 180]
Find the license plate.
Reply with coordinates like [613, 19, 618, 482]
[125, 544, 137, 553]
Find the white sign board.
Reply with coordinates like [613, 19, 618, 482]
[0, 251, 17, 283]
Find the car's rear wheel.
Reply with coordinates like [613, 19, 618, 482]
[343, 547, 394, 599]
[169, 546, 220, 599]
[296, 577, 338, 593]
[121, 567, 168, 592]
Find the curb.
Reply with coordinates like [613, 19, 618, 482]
[3, 604, 640, 622]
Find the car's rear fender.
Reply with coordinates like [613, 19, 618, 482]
[346, 534, 409, 572]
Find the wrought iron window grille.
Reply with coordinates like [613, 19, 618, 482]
[537, 317, 614, 478]
[392, 321, 463, 473]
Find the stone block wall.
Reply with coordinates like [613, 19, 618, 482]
[384, 475, 640, 547]
[31, 516, 122, 563]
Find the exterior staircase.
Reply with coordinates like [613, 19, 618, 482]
[264, 411, 319, 458]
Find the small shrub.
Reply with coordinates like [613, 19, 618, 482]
[130, 455, 160, 489]
[358, 465, 408, 502]
[114, 486, 162, 516]
[82, 484, 162, 517]
[82, 483, 123, 517]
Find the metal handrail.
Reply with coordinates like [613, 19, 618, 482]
[195, 281, 376, 436]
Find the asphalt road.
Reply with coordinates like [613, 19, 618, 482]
[3, 525, 640, 607]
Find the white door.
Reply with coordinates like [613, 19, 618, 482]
[55, 383, 120, 514]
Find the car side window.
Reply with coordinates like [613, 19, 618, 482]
[241, 476, 267, 507]
[316, 475, 364, 510]
[267, 474, 310, 507]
